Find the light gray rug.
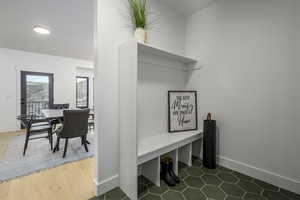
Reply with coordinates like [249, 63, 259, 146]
[0, 132, 94, 182]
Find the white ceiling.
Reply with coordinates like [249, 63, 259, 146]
[0, 0, 214, 61]
[160, 0, 216, 16]
[0, 0, 94, 61]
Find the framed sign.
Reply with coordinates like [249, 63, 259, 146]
[168, 91, 198, 132]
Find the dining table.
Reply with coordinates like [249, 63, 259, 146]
[41, 108, 93, 144]
[41, 108, 94, 119]
[41, 109, 65, 120]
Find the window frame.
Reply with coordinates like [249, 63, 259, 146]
[76, 76, 89, 109]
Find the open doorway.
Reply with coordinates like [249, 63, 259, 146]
[0, 1, 96, 195]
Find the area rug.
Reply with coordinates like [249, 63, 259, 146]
[0, 131, 24, 160]
[0, 132, 94, 182]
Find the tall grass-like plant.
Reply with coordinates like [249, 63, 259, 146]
[128, 0, 147, 29]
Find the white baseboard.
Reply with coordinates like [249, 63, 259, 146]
[218, 155, 300, 195]
[93, 174, 119, 196]
[92, 157, 300, 196]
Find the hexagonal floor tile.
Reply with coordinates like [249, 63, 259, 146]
[202, 174, 221, 185]
[192, 159, 202, 167]
[218, 165, 232, 173]
[179, 170, 188, 179]
[183, 188, 206, 200]
[178, 162, 188, 171]
[244, 193, 266, 200]
[170, 181, 187, 192]
[263, 190, 290, 200]
[218, 172, 238, 183]
[280, 188, 300, 200]
[237, 180, 262, 194]
[201, 167, 218, 174]
[89, 195, 104, 200]
[140, 194, 161, 200]
[149, 181, 168, 195]
[105, 187, 127, 200]
[186, 167, 203, 176]
[221, 183, 244, 197]
[226, 196, 243, 200]
[254, 179, 278, 191]
[162, 191, 184, 200]
[185, 176, 204, 188]
[202, 185, 226, 200]
[233, 172, 253, 181]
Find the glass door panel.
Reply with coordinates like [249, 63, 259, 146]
[21, 71, 54, 116]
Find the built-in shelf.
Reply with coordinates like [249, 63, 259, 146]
[137, 42, 200, 71]
[119, 40, 203, 200]
[138, 131, 203, 165]
[138, 42, 197, 65]
[137, 131, 203, 189]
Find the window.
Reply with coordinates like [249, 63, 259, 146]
[76, 76, 89, 108]
[21, 71, 54, 116]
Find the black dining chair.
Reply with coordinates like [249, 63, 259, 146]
[53, 109, 90, 158]
[50, 103, 70, 130]
[17, 115, 53, 156]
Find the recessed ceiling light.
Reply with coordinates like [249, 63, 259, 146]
[33, 26, 51, 35]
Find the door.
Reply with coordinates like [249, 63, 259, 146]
[21, 71, 54, 116]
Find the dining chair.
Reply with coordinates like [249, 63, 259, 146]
[50, 103, 70, 129]
[17, 115, 53, 156]
[53, 109, 90, 158]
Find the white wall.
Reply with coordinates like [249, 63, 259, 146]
[185, 0, 300, 193]
[137, 62, 187, 141]
[95, 0, 186, 194]
[296, 0, 300, 132]
[0, 48, 93, 132]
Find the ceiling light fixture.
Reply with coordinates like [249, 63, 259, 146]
[33, 26, 51, 35]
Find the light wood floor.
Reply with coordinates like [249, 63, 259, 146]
[0, 158, 95, 200]
[0, 130, 24, 159]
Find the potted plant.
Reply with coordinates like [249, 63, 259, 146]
[128, 0, 148, 43]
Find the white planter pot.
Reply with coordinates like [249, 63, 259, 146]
[134, 28, 147, 43]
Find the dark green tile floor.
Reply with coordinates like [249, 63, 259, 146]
[90, 158, 300, 200]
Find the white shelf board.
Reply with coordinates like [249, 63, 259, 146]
[137, 42, 198, 68]
[138, 130, 203, 165]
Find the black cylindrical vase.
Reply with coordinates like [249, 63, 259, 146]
[203, 119, 217, 169]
